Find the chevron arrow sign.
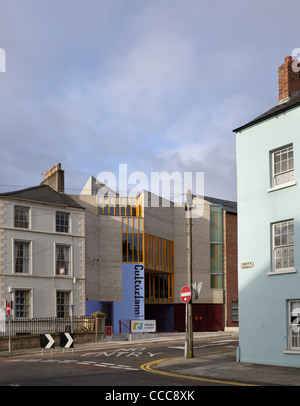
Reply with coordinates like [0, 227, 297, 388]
[40, 334, 55, 349]
[60, 332, 74, 348]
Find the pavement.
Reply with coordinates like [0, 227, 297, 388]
[1, 331, 300, 386]
[153, 331, 300, 386]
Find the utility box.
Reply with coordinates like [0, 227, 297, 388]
[106, 326, 112, 336]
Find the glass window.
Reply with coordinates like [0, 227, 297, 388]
[288, 300, 300, 350]
[56, 245, 70, 275]
[231, 301, 239, 322]
[122, 234, 128, 262]
[15, 290, 30, 318]
[14, 206, 29, 228]
[122, 217, 144, 263]
[272, 145, 294, 187]
[273, 220, 294, 271]
[14, 241, 30, 273]
[139, 234, 143, 262]
[56, 212, 69, 233]
[127, 234, 133, 262]
[57, 291, 70, 317]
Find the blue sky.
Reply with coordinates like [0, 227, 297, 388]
[0, 0, 299, 201]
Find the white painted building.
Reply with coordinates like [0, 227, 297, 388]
[0, 165, 85, 318]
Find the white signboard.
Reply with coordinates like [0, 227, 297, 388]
[241, 262, 254, 269]
[131, 319, 156, 333]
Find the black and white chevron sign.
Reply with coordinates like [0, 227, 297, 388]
[60, 332, 74, 348]
[40, 333, 55, 349]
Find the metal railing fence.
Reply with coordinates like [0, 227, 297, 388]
[0, 316, 94, 338]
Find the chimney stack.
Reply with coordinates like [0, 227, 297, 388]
[278, 56, 300, 103]
[40, 163, 65, 193]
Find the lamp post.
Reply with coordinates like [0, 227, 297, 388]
[186, 189, 193, 358]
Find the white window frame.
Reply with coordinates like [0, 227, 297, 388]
[56, 290, 71, 317]
[13, 239, 32, 274]
[269, 220, 296, 275]
[56, 211, 70, 233]
[14, 289, 32, 318]
[287, 300, 300, 351]
[270, 145, 295, 189]
[55, 244, 72, 276]
[14, 205, 30, 229]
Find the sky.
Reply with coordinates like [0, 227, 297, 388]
[0, 0, 300, 202]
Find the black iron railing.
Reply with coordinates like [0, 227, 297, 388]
[0, 316, 94, 338]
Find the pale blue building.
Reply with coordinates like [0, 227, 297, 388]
[234, 56, 300, 367]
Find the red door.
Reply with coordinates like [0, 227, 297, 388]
[174, 304, 223, 331]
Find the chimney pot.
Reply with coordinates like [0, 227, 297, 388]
[278, 56, 300, 103]
[40, 163, 64, 193]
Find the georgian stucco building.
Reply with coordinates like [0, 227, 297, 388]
[0, 165, 86, 318]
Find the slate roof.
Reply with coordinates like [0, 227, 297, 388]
[0, 185, 84, 209]
[233, 94, 300, 133]
[204, 196, 237, 214]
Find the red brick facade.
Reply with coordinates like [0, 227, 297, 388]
[225, 212, 238, 328]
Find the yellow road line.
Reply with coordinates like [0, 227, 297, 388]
[140, 358, 258, 386]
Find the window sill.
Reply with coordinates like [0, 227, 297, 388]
[267, 268, 297, 276]
[267, 180, 296, 193]
[284, 350, 300, 355]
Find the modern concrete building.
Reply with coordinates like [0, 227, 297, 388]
[72, 176, 237, 333]
[0, 165, 86, 318]
[234, 56, 300, 366]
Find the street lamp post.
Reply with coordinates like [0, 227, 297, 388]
[186, 189, 193, 358]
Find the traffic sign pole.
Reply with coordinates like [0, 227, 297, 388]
[181, 286, 192, 359]
[6, 302, 11, 354]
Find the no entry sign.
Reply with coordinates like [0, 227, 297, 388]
[6, 302, 10, 316]
[180, 286, 191, 303]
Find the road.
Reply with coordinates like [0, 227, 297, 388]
[0, 334, 239, 390]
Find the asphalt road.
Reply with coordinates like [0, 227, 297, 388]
[0, 335, 239, 390]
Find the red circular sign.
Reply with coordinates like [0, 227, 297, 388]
[180, 286, 191, 303]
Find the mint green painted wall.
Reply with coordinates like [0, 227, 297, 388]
[236, 105, 300, 367]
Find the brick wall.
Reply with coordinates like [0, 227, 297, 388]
[225, 212, 238, 328]
[278, 56, 300, 103]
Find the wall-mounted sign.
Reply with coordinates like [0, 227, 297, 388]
[241, 262, 254, 269]
[114, 263, 145, 331]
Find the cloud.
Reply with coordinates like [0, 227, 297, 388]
[0, 0, 300, 199]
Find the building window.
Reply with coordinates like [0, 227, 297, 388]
[288, 300, 300, 350]
[272, 145, 294, 187]
[210, 206, 223, 289]
[145, 273, 174, 304]
[15, 290, 30, 318]
[122, 217, 144, 262]
[57, 291, 70, 317]
[231, 301, 239, 322]
[56, 245, 70, 275]
[14, 241, 30, 273]
[56, 212, 70, 233]
[273, 220, 294, 272]
[144, 234, 174, 273]
[98, 196, 142, 217]
[14, 206, 29, 228]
